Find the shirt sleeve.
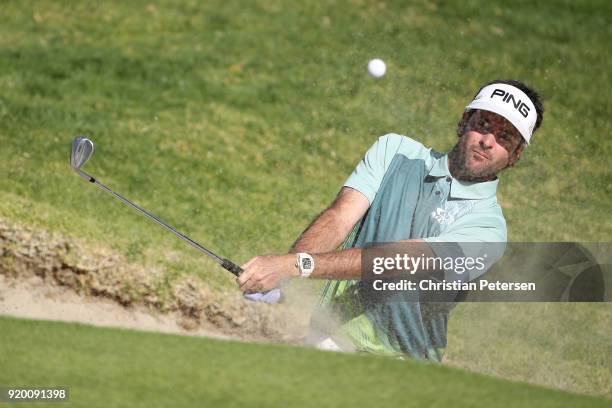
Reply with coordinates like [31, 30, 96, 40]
[424, 207, 507, 281]
[343, 134, 405, 204]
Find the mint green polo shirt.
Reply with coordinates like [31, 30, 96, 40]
[316, 133, 507, 360]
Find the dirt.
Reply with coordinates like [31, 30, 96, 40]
[0, 273, 232, 340]
[0, 218, 311, 343]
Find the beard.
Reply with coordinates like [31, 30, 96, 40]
[448, 139, 498, 182]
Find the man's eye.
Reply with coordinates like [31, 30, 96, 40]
[478, 119, 487, 127]
[500, 132, 510, 140]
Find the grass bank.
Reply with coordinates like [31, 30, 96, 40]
[1, 316, 608, 408]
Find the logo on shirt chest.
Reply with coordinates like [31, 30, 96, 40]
[431, 208, 455, 225]
[431, 201, 478, 226]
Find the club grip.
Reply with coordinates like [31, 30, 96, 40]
[221, 259, 244, 277]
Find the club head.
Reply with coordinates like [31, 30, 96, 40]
[71, 137, 95, 170]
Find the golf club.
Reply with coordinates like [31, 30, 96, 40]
[70, 136, 244, 277]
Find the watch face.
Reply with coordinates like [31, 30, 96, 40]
[301, 257, 313, 270]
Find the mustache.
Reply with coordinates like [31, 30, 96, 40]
[472, 148, 491, 160]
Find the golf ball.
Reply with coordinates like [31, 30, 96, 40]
[368, 58, 386, 78]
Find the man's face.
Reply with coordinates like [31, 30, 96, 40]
[451, 109, 525, 181]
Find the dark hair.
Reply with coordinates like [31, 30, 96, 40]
[457, 79, 545, 140]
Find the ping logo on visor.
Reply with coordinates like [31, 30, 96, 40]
[466, 83, 537, 144]
[490, 89, 531, 118]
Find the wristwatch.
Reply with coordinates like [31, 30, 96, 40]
[295, 253, 315, 278]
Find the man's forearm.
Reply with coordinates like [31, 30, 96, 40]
[290, 207, 351, 254]
[307, 239, 433, 280]
[238, 238, 435, 293]
[309, 248, 363, 279]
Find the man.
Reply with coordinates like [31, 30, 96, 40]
[237, 79, 544, 360]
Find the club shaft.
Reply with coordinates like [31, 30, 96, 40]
[75, 169, 242, 275]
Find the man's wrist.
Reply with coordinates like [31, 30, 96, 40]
[286, 254, 301, 278]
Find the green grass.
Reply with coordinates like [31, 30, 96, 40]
[0, 0, 610, 401]
[0, 316, 608, 408]
[446, 303, 612, 397]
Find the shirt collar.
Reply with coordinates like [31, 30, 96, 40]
[427, 155, 499, 200]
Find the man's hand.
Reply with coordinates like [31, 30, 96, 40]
[237, 254, 299, 294]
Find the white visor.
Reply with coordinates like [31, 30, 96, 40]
[466, 83, 537, 144]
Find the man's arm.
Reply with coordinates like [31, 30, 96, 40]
[237, 187, 369, 293]
[303, 239, 434, 280]
[238, 239, 435, 293]
[289, 186, 370, 254]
